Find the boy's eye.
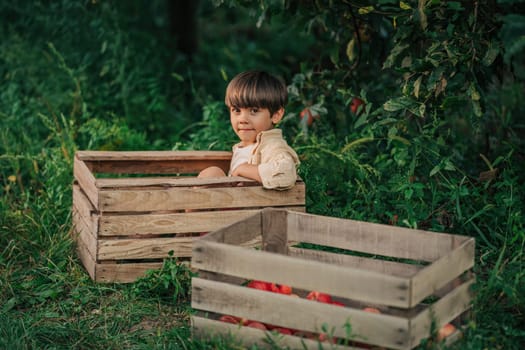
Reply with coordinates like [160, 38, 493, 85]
[231, 107, 240, 113]
[250, 108, 259, 114]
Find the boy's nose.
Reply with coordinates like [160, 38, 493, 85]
[237, 111, 249, 122]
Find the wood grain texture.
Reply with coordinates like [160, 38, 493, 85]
[77, 150, 232, 175]
[98, 236, 195, 260]
[98, 184, 305, 212]
[191, 316, 356, 350]
[95, 261, 164, 283]
[192, 240, 411, 308]
[74, 156, 99, 209]
[285, 210, 468, 262]
[192, 277, 410, 349]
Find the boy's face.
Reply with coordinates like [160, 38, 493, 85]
[229, 107, 284, 146]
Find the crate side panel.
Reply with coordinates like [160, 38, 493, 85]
[289, 247, 423, 278]
[286, 211, 467, 262]
[199, 211, 262, 246]
[76, 150, 233, 161]
[95, 176, 253, 189]
[99, 209, 263, 236]
[411, 238, 475, 306]
[262, 209, 288, 254]
[88, 159, 231, 175]
[192, 277, 410, 350]
[192, 241, 411, 308]
[74, 156, 99, 210]
[70, 219, 96, 281]
[98, 236, 194, 260]
[99, 185, 305, 212]
[77, 150, 232, 175]
[72, 205, 98, 262]
[192, 316, 356, 350]
[409, 277, 474, 348]
[95, 261, 164, 283]
[73, 184, 98, 234]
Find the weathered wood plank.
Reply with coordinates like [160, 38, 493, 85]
[199, 211, 262, 245]
[98, 185, 305, 212]
[74, 156, 99, 209]
[70, 223, 96, 281]
[288, 247, 423, 278]
[191, 316, 357, 350]
[72, 184, 98, 235]
[262, 208, 288, 254]
[192, 241, 411, 308]
[409, 277, 474, 348]
[76, 150, 233, 161]
[96, 261, 164, 283]
[77, 151, 232, 175]
[99, 209, 262, 236]
[72, 205, 98, 262]
[411, 238, 475, 306]
[192, 277, 410, 349]
[98, 236, 195, 260]
[285, 210, 468, 262]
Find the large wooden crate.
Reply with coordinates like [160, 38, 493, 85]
[71, 151, 305, 283]
[191, 209, 475, 350]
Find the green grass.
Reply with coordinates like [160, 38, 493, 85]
[1, 1, 524, 349]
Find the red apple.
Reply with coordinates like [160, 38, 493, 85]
[437, 323, 456, 340]
[247, 280, 271, 291]
[278, 284, 293, 295]
[350, 97, 365, 115]
[219, 315, 242, 325]
[299, 108, 319, 126]
[306, 291, 333, 304]
[247, 321, 267, 330]
[363, 307, 381, 314]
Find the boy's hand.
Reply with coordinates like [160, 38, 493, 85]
[231, 163, 262, 183]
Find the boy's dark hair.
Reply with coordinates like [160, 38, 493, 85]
[225, 70, 288, 116]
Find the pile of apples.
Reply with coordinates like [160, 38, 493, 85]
[218, 280, 456, 345]
[218, 280, 344, 341]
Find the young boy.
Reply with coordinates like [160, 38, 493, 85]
[199, 70, 299, 190]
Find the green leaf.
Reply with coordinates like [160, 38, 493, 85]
[358, 6, 375, 15]
[354, 113, 367, 129]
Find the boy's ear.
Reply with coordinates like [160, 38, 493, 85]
[271, 108, 285, 125]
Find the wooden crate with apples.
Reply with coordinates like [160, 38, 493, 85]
[71, 151, 305, 283]
[191, 209, 475, 350]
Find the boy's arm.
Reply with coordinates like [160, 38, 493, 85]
[230, 163, 262, 183]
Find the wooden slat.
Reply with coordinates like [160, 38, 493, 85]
[70, 221, 96, 281]
[289, 247, 423, 278]
[191, 316, 357, 350]
[95, 176, 255, 189]
[98, 236, 194, 260]
[96, 261, 164, 283]
[76, 150, 233, 161]
[72, 205, 98, 262]
[199, 211, 261, 245]
[99, 209, 263, 236]
[192, 277, 410, 349]
[409, 277, 474, 348]
[285, 210, 468, 262]
[192, 240, 411, 308]
[411, 238, 475, 306]
[72, 184, 99, 235]
[262, 208, 288, 254]
[77, 151, 232, 175]
[74, 156, 99, 210]
[98, 184, 305, 212]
